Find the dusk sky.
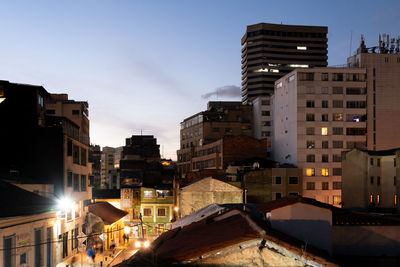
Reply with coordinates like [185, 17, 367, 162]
[1, 0, 399, 159]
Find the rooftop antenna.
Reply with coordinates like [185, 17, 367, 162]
[349, 30, 353, 57]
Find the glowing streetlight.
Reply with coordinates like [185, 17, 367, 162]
[124, 226, 131, 235]
[174, 206, 179, 212]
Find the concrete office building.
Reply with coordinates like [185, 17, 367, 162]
[177, 102, 253, 177]
[347, 34, 400, 150]
[272, 67, 367, 205]
[342, 148, 399, 212]
[241, 22, 328, 104]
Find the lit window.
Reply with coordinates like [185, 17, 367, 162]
[333, 196, 341, 205]
[254, 68, 269, 73]
[322, 168, 329, 176]
[297, 46, 307, 50]
[370, 194, 374, 203]
[395, 194, 398, 205]
[270, 69, 279, 73]
[306, 168, 315, 176]
[377, 194, 380, 205]
[143, 190, 153, 198]
[321, 127, 328, 135]
[143, 208, 152, 216]
[0, 89, 5, 104]
[289, 64, 309, 68]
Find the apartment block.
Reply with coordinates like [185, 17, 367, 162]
[241, 22, 328, 104]
[177, 101, 253, 177]
[342, 148, 399, 212]
[272, 68, 367, 205]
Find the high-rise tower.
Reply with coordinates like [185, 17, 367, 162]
[241, 23, 328, 104]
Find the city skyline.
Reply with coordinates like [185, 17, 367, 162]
[1, 1, 399, 159]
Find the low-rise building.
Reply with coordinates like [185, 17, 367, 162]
[342, 148, 400, 212]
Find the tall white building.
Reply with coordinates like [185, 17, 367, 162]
[252, 96, 272, 157]
[272, 67, 367, 205]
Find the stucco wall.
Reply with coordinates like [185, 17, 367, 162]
[270, 203, 332, 254]
[333, 225, 400, 257]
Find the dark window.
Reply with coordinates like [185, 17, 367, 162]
[46, 109, 55, 114]
[306, 100, 315, 108]
[346, 88, 366, 95]
[322, 141, 329, 148]
[73, 145, 79, 164]
[394, 158, 397, 167]
[67, 140, 72, 156]
[333, 100, 343, 108]
[321, 100, 329, 108]
[261, 111, 270, 116]
[35, 228, 42, 267]
[67, 172, 72, 187]
[370, 176, 374, 184]
[306, 154, 315, 162]
[346, 101, 366, 109]
[81, 175, 87, 192]
[298, 72, 314, 81]
[394, 176, 397, 185]
[333, 182, 342, 189]
[321, 73, 328, 81]
[72, 110, 80, 115]
[275, 176, 282, 184]
[80, 148, 87, 166]
[322, 182, 329, 190]
[307, 182, 315, 190]
[212, 127, 219, 132]
[158, 208, 166, 216]
[306, 127, 315, 135]
[275, 192, 282, 199]
[289, 177, 298, 184]
[377, 176, 381, 185]
[261, 100, 270, 105]
[143, 208, 152, 216]
[73, 174, 79, 192]
[333, 154, 342, 162]
[306, 141, 315, 149]
[322, 154, 329, 162]
[332, 73, 343, 81]
[332, 141, 343, 148]
[333, 127, 343, 135]
[332, 87, 343, 94]
[322, 114, 328, 121]
[377, 159, 381, 167]
[346, 128, 366, 135]
[306, 114, 315, 121]
[370, 158, 374, 166]
[333, 168, 342, 176]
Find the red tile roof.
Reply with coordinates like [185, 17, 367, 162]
[88, 201, 128, 225]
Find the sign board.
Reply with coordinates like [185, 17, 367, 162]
[77, 232, 87, 244]
[99, 233, 107, 241]
[78, 243, 86, 252]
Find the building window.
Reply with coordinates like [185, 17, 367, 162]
[306, 87, 315, 94]
[377, 176, 381, 185]
[332, 73, 343, 81]
[143, 190, 153, 198]
[321, 87, 328, 94]
[321, 73, 328, 81]
[81, 175, 87, 192]
[306, 154, 315, 162]
[274, 192, 282, 200]
[261, 111, 270, 116]
[321, 127, 328, 136]
[322, 168, 329, 176]
[333, 127, 343, 135]
[332, 87, 343, 94]
[67, 140, 72, 156]
[306, 168, 315, 176]
[306, 100, 315, 108]
[73, 145, 80, 164]
[306, 141, 315, 149]
[395, 194, 398, 206]
[73, 174, 79, 192]
[346, 87, 366, 95]
[333, 182, 342, 189]
[322, 182, 329, 190]
[333, 196, 342, 205]
[333, 113, 343, 121]
[80, 148, 87, 166]
[67, 172, 73, 187]
[370, 194, 374, 203]
[332, 141, 343, 148]
[322, 154, 329, 162]
[143, 208, 152, 216]
[306, 114, 315, 121]
[346, 128, 366, 136]
[306, 182, 315, 190]
[261, 131, 270, 137]
[370, 158, 374, 166]
[298, 72, 314, 81]
[306, 127, 315, 135]
[322, 114, 328, 121]
[157, 208, 166, 217]
[289, 177, 298, 184]
[321, 100, 329, 108]
[72, 110, 80, 115]
[333, 100, 343, 108]
[333, 154, 342, 162]
[225, 128, 233, 133]
[377, 194, 380, 204]
[275, 176, 282, 184]
[333, 168, 342, 176]
[394, 158, 397, 167]
[377, 159, 381, 167]
[346, 101, 366, 109]
[262, 121, 271, 126]
[370, 176, 374, 184]
[212, 127, 219, 132]
[322, 141, 328, 149]
[347, 141, 366, 149]
[46, 109, 55, 115]
[395, 176, 397, 185]
[261, 100, 270, 105]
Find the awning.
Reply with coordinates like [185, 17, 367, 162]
[88, 201, 128, 225]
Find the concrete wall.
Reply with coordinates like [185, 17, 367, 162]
[270, 203, 332, 254]
[333, 225, 400, 257]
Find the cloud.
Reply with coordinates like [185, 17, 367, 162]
[201, 85, 241, 99]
